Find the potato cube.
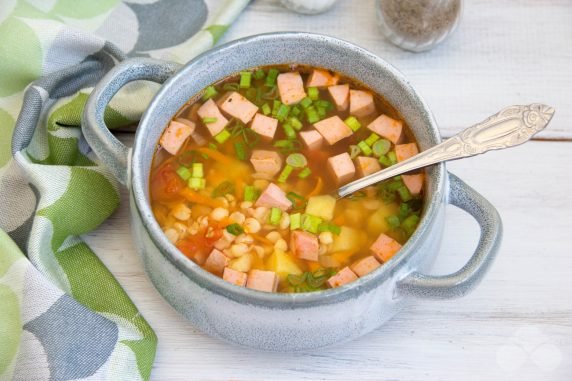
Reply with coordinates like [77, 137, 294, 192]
[305, 195, 336, 221]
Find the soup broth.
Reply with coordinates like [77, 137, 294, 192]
[150, 65, 424, 293]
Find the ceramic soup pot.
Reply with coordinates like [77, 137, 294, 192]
[82, 33, 502, 351]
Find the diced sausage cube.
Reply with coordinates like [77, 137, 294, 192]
[350, 90, 376, 118]
[306, 69, 339, 88]
[250, 113, 278, 140]
[290, 231, 319, 262]
[255, 183, 292, 211]
[350, 256, 381, 277]
[197, 99, 229, 136]
[401, 173, 424, 195]
[313, 116, 353, 145]
[159, 118, 195, 155]
[223, 267, 248, 287]
[327, 152, 356, 184]
[218, 92, 258, 124]
[299, 129, 324, 150]
[356, 156, 381, 177]
[370, 233, 402, 262]
[250, 150, 283, 176]
[395, 143, 419, 162]
[277, 72, 306, 105]
[246, 269, 279, 292]
[327, 266, 358, 288]
[204, 248, 230, 275]
[367, 115, 403, 144]
[328, 84, 349, 112]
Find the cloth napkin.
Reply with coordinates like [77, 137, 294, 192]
[0, 1, 250, 380]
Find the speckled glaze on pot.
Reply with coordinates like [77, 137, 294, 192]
[82, 33, 502, 351]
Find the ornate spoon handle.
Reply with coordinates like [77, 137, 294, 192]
[337, 103, 555, 198]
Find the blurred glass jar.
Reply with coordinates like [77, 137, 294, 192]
[280, 0, 339, 15]
[376, 0, 463, 52]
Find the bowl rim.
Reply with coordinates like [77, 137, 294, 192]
[131, 32, 445, 307]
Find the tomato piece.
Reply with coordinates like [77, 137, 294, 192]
[176, 239, 199, 257]
[205, 227, 223, 246]
[177, 236, 207, 265]
[176, 226, 224, 265]
[150, 162, 185, 201]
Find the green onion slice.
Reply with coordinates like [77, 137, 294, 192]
[201, 86, 218, 101]
[202, 117, 218, 124]
[262, 86, 278, 100]
[317, 222, 342, 235]
[269, 207, 282, 225]
[191, 163, 204, 178]
[298, 167, 312, 179]
[372, 139, 391, 157]
[283, 123, 296, 139]
[349, 145, 361, 159]
[212, 180, 235, 198]
[358, 141, 373, 156]
[364, 133, 380, 147]
[176, 166, 192, 180]
[234, 142, 247, 161]
[344, 116, 361, 132]
[402, 214, 420, 236]
[265, 68, 279, 87]
[287, 272, 307, 286]
[188, 177, 205, 190]
[214, 129, 231, 144]
[243, 185, 259, 202]
[286, 191, 307, 211]
[286, 153, 307, 168]
[397, 186, 412, 202]
[223, 83, 240, 91]
[239, 71, 252, 88]
[254, 69, 265, 80]
[274, 139, 302, 154]
[307, 87, 319, 100]
[289, 117, 303, 130]
[301, 214, 323, 234]
[261, 103, 271, 115]
[305, 106, 320, 124]
[226, 223, 244, 236]
[290, 213, 302, 230]
[385, 215, 400, 229]
[278, 164, 294, 183]
[300, 97, 313, 109]
[387, 151, 397, 165]
[276, 104, 291, 121]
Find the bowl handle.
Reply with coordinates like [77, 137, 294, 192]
[82, 57, 182, 186]
[396, 172, 503, 299]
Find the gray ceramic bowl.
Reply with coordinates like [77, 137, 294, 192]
[82, 33, 502, 351]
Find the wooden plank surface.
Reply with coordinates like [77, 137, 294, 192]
[84, 136, 572, 381]
[220, 0, 572, 140]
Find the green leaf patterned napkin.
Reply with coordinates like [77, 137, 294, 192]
[0, 1, 250, 380]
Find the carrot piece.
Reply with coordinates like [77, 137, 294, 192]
[307, 261, 322, 272]
[196, 147, 234, 165]
[181, 188, 225, 208]
[251, 233, 274, 245]
[307, 176, 323, 197]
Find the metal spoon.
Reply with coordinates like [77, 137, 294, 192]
[337, 104, 555, 198]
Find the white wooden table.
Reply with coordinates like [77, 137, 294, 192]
[84, 1, 572, 380]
